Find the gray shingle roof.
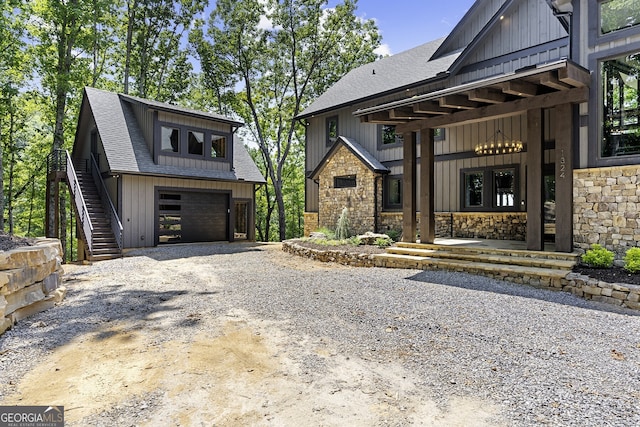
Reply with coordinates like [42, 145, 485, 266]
[298, 37, 460, 118]
[82, 87, 265, 184]
[309, 136, 389, 180]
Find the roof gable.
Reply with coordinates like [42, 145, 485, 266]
[309, 136, 389, 180]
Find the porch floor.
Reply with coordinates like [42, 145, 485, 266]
[425, 237, 557, 253]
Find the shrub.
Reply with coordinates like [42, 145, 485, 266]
[335, 207, 351, 240]
[374, 237, 393, 248]
[624, 247, 640, 273]
[386, 229, 401, 242]
[314, 227, 335, 240]
[581, 244, 615, 268]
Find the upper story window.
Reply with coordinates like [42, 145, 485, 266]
[601, 52, 640, 157]
[378, 124, 404, 149]
[600, 0, 640, 35]
[326, 116, 339, 146]
[161, 126, 180, 153]
[156, 120, 231, 162]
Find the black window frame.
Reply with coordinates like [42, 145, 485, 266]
[383, 174, 403, 211]
[334, 174, 357, 188]
[460, 165, 520, 212]
[154, 118, 232, 163]
[326, 116, 339, 146]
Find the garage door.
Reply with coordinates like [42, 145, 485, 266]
[157, 190, 229, 244]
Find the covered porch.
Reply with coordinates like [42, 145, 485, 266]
[355, 60, 590, 253]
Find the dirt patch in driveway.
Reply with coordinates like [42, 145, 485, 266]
[1, 244, 502, 426]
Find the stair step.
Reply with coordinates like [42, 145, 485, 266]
[394, 242, 579, 262]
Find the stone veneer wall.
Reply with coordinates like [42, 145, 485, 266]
[574, 165, 640, 256]
[303, 212, 319, 237]
[317, 145, 379, 236]
[0, 239, 66, 335]
[379, 212, 452, 238]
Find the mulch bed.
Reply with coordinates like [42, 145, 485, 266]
[0, 232, 35, 252]
[573, 265, 640, 286]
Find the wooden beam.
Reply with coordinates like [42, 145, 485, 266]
[419, 128, 435, 244]
[439, 94, 480, 110]
[558, 64, 590, 87]
[413, 101, 453, 115]
[555, 103, 574, 253]
[467, 88, 508, 104]
[526, 108, 544, 251]
[362, 112, 408, 124]
[402, 132, 417, 243]
[538, 71, 572, 90]
[502, 80, 538, 97]
[396, 86, 588, 133]
[389, 107, 431, 120]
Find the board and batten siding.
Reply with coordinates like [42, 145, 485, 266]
[128, 101, 155, 154]
[120, 174, 254, 248]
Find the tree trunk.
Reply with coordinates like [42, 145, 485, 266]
[124, 0, 136, 94]
[7, 117, 15, 234]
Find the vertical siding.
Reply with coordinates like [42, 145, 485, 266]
[121, 174, 254, 248]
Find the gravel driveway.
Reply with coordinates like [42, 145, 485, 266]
[0, 242, 639, 426]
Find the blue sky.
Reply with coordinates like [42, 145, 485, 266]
[352, 0, 476, 55]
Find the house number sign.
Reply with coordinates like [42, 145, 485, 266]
[559, 149, 566, 179]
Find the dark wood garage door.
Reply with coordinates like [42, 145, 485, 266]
[157, 190, 229, 244]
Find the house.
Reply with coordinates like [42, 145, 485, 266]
[61, 87, 265, 260]
[298, 0, 640, 257]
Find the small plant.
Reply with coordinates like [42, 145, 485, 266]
[386, 229, 401, 242]
[624, 247, 640, 273]
[335, 207, 351, 240]
[581, 244, 615, 268]
[348, 236, 361, 246]
[314, 226, 335, 240]
[374, 236, 393, 248]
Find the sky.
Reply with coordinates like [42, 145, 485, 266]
[350, 0, 477, 55]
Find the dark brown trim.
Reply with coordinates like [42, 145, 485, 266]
[526, 108, 545, 251]
[402, 132, 417, 242]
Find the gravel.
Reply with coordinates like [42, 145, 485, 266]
[1, 242, 639, 426]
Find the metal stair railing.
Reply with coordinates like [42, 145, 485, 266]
[90, 153, 123, 251]
[62, 150, 94, 253]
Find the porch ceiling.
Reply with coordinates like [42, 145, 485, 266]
[354, 59, 590, 133]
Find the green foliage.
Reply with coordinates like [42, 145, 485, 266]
[386, 229, 401, 242]
[374, 237, 393, 248]
[623, 247, 640, 273]
[315, 227, 336, 240]
[581, 244, 615, 268]
[335, 207, 350, 240]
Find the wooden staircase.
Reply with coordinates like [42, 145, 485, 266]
[76, 171, 122, 261]
[375, 242, 580, 289]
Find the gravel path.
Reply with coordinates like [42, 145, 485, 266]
[1, 242, 639, 426]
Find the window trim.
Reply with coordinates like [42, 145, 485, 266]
[377, 124, 404, 150]
[326, 115, 339, 147]
[154, 117, 232, 164]
[383, 174, 403, 211]
[592, 0, 640, 45]
[460, 165, 520, 212]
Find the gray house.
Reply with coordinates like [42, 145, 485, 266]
[299, 0, 640, 257]
[64, 87, 264, 260]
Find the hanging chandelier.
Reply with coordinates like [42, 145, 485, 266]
[474, 129, 524, 156]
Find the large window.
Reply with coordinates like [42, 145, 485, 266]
[211, 134, 227, 158]
[156, 120, 230, 161]
[188, 131, 204, 155]
[600, 0, 640, 35]
[601, 52, 640, 157]
[461, 166, 518, 211]
[383, 175, 402, 210]
[326, 116, 339, 146]
[161, 126, 180, 153]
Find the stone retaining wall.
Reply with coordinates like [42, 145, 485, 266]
[564, 273, 640, 310]
[574, 165, 640, 257]
[0, 239, 66, 335]
[282, 240, 376, 267]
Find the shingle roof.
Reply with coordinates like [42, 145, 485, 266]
[309, 136, 389, 180]
[298, 38, 460, 118]
[82, 87, 265, 184]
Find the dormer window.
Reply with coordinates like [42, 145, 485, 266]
[211, 134, 226, 158]
[161, 126, 180, 153]
[188, 131, 204, 155]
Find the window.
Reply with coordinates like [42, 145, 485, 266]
[461, 166, 518, 211]
[334, 175, 356, 188]
[601, 52, 640, 157]
[383, 175, 402, 210]
[600, 0, 640, 35]
[188, 131, 204, 155]
[380, 124, 404, 146]
[434, 128, 445, 141]
[326, 116, 339, 146]
[161, 126, 180, 152]
[234, 201, 249, 240]
[211, 134, 227, 158]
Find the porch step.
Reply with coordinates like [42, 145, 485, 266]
[375, 242, 580, 289]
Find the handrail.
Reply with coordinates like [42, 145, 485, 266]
[90, 153, 123, 251]
[63, 150, 94, 253]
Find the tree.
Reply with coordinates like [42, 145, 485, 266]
[194, 0, 380, 241]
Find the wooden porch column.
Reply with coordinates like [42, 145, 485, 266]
[526, 108, 544, 251]
[555, 103, 573, 253]
[402, 132, 417, 242]
[419, 128, 435, 244]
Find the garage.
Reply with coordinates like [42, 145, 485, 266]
[157, 190, 230, 244]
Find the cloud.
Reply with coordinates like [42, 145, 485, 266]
[374, 43, 392, 57]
